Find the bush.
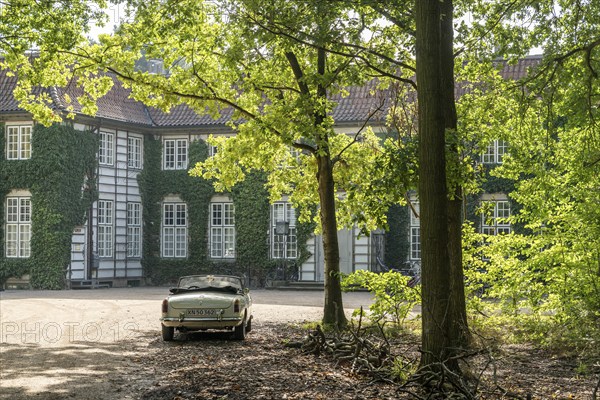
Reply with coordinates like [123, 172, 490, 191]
[341, 270, 420, 326]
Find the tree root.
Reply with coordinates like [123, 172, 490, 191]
[296, 312, 548, 399]
[300, 308, 414, 382]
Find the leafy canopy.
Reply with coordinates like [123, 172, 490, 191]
[57, 0, 417, 232]
[0, 0, 111, 123]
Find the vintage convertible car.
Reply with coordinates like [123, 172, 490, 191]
[160, 275, 253, 341]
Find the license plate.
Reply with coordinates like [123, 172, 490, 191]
[187, 309, 216, 316]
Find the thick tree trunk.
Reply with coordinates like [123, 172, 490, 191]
[415, 0, 454, 369]
[447, 197, 469, 347]
[440, 0, 470, 349]
[317, 154, 348, 328]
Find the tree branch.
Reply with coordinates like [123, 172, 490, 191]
[517, 37, 600, 88]
[332, 96, 385, 166]
[63, 49, 300, 142]
[369, 4, 414, 36]
[291, 141, 316, 154]
[243, 9, 417, 89]
[285, 51, 310, 95]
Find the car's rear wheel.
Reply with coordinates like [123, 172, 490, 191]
[234, 316, 247, 340]
[162, 324, 174, 341]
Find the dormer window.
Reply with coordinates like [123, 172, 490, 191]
[148, 59, 165, 75]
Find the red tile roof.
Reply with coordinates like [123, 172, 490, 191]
[0, 70, 52, 113]
[0, 55, 542, 127]
[146, 103, 235, 127]
[498, 55, 542, 80]
[329, 83, 392, 125]
[53, 75, 153, 125]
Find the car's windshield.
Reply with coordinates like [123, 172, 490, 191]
[178, 275, 242, 290]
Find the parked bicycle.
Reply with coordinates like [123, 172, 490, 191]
[265, 262, 299, 287]
[376, 257, 421, 288]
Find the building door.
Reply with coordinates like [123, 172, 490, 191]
[69, 226, 87, 281]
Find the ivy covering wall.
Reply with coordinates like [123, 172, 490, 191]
[1, 128, 313, 288]
[230, 171, 272, 284]
[382, 163, 521, 269]
[0, 124, 97, 288]
[466, 165, 524, 234]
[139, 137, 313, 286]
[138, 137, 215, 284]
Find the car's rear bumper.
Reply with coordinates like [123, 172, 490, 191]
[160, 316, 243, 329]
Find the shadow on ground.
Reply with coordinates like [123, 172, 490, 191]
[0, 340, 144, 400]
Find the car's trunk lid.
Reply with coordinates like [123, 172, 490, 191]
[168, 292, 235, 309]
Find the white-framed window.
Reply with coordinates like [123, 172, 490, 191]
[271, 202, 297, 259]
[162, 203, 187, 257]
[409, 201, 420, 260]
[128, 136, 143, 169]
[210, 202, 235, 258]
[5, 196, 31, 258]
[99, 131, 114, 165]
[163, 139, 188, 170]
[127, 202, 142, 257]
[208, 145, 218, 157]
[481, 139, 507, 164]
[5, 124, 32, 160]
[481, 200, 511, 235]
[97, 200, 114, 257]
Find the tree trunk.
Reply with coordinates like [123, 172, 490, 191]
[285, 31, 348, 329]
[317, 154, 348, 328]
[314, 46, 347, 328]
[440, 0, 470, 350]
[415, 0, 454, 369]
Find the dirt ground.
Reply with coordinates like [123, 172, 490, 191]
[0, 287, 373, 399]
[1, 288, 598, 399]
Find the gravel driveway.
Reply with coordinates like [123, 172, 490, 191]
[0, 287, 374, 399]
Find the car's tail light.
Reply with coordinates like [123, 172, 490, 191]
[234, 299, 240, 313]
[162, 299, 169, 313]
